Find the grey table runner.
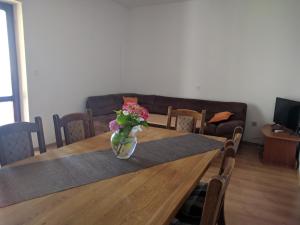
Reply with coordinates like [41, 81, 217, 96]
[0, 134, 223, 207]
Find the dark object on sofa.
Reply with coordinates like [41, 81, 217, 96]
[86, 93, 247, 138]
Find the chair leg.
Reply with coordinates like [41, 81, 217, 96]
[218, 203, 226, 225]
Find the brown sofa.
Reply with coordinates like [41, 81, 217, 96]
[86, 93, 247, 138]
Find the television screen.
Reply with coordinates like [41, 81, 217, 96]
[273, 97, 300, 131]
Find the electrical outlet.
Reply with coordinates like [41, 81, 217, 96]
[251, 121, 257, 127]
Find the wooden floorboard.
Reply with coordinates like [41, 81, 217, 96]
[203, 143, 300, 225]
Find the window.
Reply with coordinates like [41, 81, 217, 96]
[0, 2, 20, 126]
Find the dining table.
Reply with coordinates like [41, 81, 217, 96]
[0, 127, 225, 225]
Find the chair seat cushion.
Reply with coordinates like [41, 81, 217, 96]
[176, 116, 194, 132]
[171, 182, 208, 225]
[67, 120, 85, 144]
[170, 218, 192, 225]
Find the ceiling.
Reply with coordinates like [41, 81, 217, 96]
[113, 0, 191, 8]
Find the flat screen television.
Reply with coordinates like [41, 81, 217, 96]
[273, 97, 300, 132]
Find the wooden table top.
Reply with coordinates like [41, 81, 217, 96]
[261, 124, 300, 142]
[0, 127, 224, 225]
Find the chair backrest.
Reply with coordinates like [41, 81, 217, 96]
[0, 117, 46, 166]
[167, 106, 206, 133]
[232, 126, 243, 150]
[218, 130, 242, 175]
[200, 158, 235, 225]
[219, 145, 236, 175]
[223, 126, 243, 153]
[53, 110, 95, 148]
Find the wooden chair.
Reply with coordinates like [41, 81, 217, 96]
[189, 134, 242, 225]
[171, 157, 235, 225]
[225, 126, 244, 154]
[167, 106, 206, 134]
[219, 128, 242, 176]
[232, 126, 243, 148]
[170, 144, 236, 225]
[0, 117, 46, 166]
[53, 110, 95, 148]
[205, 134, 241, 225]
[200, 157, 235, 225]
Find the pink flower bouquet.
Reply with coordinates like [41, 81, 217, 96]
[110, 103, 149, 158]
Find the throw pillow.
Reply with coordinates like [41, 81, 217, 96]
[123, 96, 138, 104]
[208, 111, 233, 123]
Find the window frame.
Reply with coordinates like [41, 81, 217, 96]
[0, 2, 21, 122]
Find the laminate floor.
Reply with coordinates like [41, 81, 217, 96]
[203, 143, 300, 225]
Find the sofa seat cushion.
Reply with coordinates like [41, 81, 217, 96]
[93, 114, 115, 134]
[216, 120, 245, 137]
[204, 123, 217, 136]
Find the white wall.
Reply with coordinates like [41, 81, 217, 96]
[22, 0, 300, 144]
[123, 0, 300, 143]
[23, 0, 128, 143]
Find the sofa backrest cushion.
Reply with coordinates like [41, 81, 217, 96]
[86, 95, 119, 116]
[86, 94, 247, 122]
[151, 96, 181, 114]
[152, 96, 247, 122]
[200, 101, 247, 121]
[87, 94, 157, 116]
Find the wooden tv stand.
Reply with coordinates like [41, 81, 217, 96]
[261, 124, 300, 168]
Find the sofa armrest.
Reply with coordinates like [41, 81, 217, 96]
[216, 120, 245, 138]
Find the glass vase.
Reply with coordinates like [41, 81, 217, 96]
[111, 131, 137, 159]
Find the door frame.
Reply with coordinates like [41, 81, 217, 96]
[0, 2, 21, 122]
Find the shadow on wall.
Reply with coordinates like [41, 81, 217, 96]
[244, 103, 266, 144]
